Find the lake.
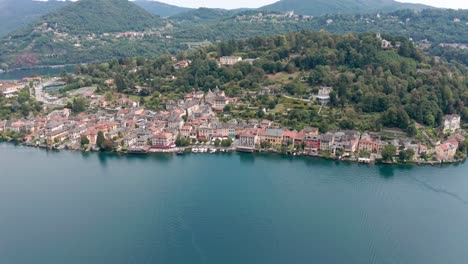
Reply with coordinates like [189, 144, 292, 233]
[0, 143, 467, 264]
[0, 66, 74, 81]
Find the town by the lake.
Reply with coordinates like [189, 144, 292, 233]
[0, 61, 465, 165]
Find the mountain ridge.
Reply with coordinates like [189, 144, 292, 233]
[260, 0, 433, 15]
[37, 0, 164, 34]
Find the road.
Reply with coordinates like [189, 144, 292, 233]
[33, 78, 66, 107]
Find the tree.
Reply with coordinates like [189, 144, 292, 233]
[80, 136, 89, 147]
[96, 131, 105, 149]
[101, 140, 114, 152]
[381, 145, 397, 162]
[115, 75, 126, 92]
[406, 123, 417, 137]
[399, 149, 415, 162]
[224, 104, 233, 113]
[214, 138, 221, 147]
[71, 97, 89, 113]
[175, 136, 190, 147]
[221, 138, 233, 147]
[104, 92, 114, 102]
[257, 109, 265, 119]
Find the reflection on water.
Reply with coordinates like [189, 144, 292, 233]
[379, 165, 395, 178]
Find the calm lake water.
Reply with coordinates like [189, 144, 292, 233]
[0, 66, 74, 81]
[1, 143, 467, 264]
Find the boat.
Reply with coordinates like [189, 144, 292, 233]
[192, 148, 199, 153]
[176, 150, 185, 155]
[210, 149, 217, 154]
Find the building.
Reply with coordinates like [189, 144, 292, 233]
[442, 114, 461, 133]
[261, 128, 284, 147]
[435, 141, 458, 161]
[282, 130, 297, 146]
[316, 86, 332, 103]
[333, 131, 360, 154]
[319, 133, 334, 152]
[304, 135, 320, 154]
[168, 115, 184, 130]
[82, 128, 98, 145]
[303, 127, 319, 136]
[0, 81, 24, 98]
[151, 132, 175, 149]
[175, 60, 190, 69]
[214, 96, 229, 110]
[220, 56, 242, 66]
[238, 132, 257, 151]
[358, 138, 379, 153]
[180, 126, 192, 138]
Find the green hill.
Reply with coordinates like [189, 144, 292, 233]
[0, 0, 171, 68]
[38, 0, 164, 34]
[133, 0, 192, 17]
[260, 0, 432, 15]
[69, 30, 467, 130]
[0, 0, 68, 36]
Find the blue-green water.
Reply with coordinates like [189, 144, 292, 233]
[0, 66, 74, 81]
[1, 143, 468, 264]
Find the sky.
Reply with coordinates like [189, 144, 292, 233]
[155, 0, 467, 9]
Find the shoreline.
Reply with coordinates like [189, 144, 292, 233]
[3, 140, 465, 167]
[1, 64, 82, 73]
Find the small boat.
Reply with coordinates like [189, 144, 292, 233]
[210, 149, 217, 153]
[176, 150, 185, 155]
[192, 148, 199, 153]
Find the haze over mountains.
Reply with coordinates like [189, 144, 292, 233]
[39, 0, 164, 34]
[0, 0, 438, 36]
[0, 0, 188, 35]
[261, 0, 431, 15]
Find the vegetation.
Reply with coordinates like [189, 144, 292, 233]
[381, 145, 397, 162]
[260, 0, 430, 16]
[67, 31, 466, 132]
[1, 4, 467, 67]
[0, 0, 67, 36]
[80, 135, 90, 147]
[39, 0, 163, 34]
[399, 148, 415, 162]
[0, 0, 173, 67]
[66, 97, 89, 114]
[133, 0, 192, 17]
[0, 89, 43, 120]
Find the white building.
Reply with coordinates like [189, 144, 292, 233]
[443, 114, 461, 133]
[220, 56, 242, 66]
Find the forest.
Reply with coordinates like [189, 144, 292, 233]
[64, 31, 467, 132]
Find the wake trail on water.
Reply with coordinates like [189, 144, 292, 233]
[408, 175, 468, 205]
[191, 230, 207, 264]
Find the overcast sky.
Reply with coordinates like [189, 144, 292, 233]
[155, 0, 467, 9]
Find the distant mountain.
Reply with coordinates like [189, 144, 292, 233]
[0, 0, 170, 67]
[37, 0, 164, 34]
[0, 0, 182, 36]
[0, 0, 69, 36]
[259, 0, 433, 15]
[133, 0, 192, 17]
[170, 8, 245, 23]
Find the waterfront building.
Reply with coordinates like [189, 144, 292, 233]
[151, 132, 175, 149]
